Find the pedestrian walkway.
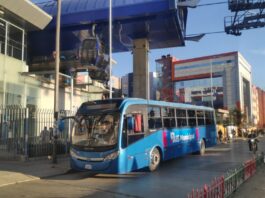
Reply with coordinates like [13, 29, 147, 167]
[0, 156, 70, 188]
[232, 166, 265, 198]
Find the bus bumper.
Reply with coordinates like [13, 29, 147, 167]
[70, 156, 118, 173]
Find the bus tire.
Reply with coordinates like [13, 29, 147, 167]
[199, 139, 206, 155]
[149, 147, 161, 172]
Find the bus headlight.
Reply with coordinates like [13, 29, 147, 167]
[70, 149, 79, 159]
[104, 151, 119, 161]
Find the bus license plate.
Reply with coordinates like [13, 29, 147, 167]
[85, 164, 92, 170]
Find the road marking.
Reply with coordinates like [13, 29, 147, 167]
[0, 177, 40, 188]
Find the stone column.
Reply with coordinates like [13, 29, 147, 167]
[132, 39, 149, 99]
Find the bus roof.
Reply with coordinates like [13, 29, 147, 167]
[83, 98, 214, 112]
[120, 98, 214, 111]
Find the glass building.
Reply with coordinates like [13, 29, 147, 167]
[156, 52, 252, 121]
[175, 77, 224, 109]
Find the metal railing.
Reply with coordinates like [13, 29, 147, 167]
[0, 106, 75, 159]
[187, 153, 265, 198]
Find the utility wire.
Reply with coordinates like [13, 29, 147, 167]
[197, 1, 227, 7]
[187, 31, 225, 37]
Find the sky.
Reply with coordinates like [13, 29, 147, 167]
[112, 0, 265, 90]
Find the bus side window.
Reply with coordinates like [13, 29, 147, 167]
[148, 107, 162, 131]
[162, 107, 176, 128]
[176, 109, 187, 127]
[124, 113, 145, 146]
[134, 114, 142, 132]
[197, 110, 205, 126]
[205, 111, 213, 125]
[188, 110, 197, 127]
[122, 116, 128, 148]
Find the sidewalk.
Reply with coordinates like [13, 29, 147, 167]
[0, 156, 70, 187]
[232, 166, 265, 198]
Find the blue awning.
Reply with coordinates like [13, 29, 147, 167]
[32, 0, 177, 26]
[29, 0, 187, 55]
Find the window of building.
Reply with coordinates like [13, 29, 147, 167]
[0, 20, 6, 54]
[0, 18, 25, 61]
[174, 77, 224, 109]
[8, 25, 23, 60]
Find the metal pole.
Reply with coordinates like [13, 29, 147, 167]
[109, 0, 112, 98]
[210, 59, 214, 108]
[3, 21, 8, 108]
[53, 0, 61, 164]
[21, 29, 25, 61]
[70, 77, 73, 112]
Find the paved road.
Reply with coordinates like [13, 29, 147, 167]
[0, 137, 264, 198]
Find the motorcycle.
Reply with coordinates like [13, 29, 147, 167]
[248, 135, 258, 154]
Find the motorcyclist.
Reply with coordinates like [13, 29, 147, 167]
[247, 132, 259, 151]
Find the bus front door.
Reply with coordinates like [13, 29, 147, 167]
[123, 114, 148, 172]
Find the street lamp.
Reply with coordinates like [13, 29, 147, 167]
[53, 0, 62, 164]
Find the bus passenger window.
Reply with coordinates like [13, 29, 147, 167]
[205, 111, 213, 125]
[124, 113, 145, 147]
[197, 111, 205, 126]
[134, 114, 142, 132]
[148, 107, 162, 131]
[188, 118, 196, 127]
[177, 118, 187, 127]
[162, 107, 176, 128]
[176, 109, 187, 127]
[188, 110, 197, 127]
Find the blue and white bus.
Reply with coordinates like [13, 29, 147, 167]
[69, 98, 216, 174]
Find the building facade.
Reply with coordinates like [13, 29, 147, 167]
[257, 87, 265, 128]
[121, 72, 158, 99]
[121, 74, 129, 97]
[252, 85, 259, 126]
[157, 52, 253, 121]
[156, 55, 177, 102]
[0, 1, 106, 110]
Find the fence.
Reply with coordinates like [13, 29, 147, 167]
[187, 153, 265, 198]
[0, 105, 75, 160]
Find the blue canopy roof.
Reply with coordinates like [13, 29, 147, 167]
[32, 0, 172, 25]
[29, 0, 187, 57]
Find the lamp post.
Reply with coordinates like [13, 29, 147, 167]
[53, 0, 61, 164]
[109, 0, 112, 99]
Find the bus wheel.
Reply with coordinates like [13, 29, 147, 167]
[149, 147, 161, 172]
[199, 139, 206, 155]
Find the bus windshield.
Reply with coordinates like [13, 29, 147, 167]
[72, 112, 120, 151]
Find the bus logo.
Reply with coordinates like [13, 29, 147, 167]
[170, 132, 195, 143]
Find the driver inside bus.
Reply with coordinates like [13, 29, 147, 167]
[99, 115, 117, 144]
[101, 115, 113, 134]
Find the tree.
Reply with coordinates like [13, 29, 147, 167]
[228, 108, 246, 127]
